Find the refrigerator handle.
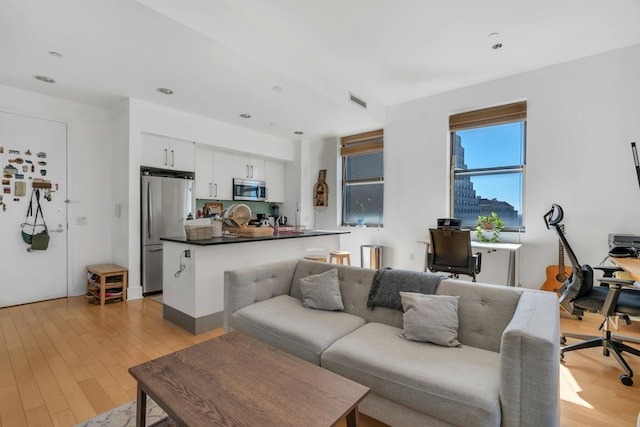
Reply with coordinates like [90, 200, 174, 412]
[147, 181, 153, 240]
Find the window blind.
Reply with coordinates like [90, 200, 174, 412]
[449, 101, 527, 132]
[340, 129, 383, 156]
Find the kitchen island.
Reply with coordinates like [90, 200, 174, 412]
[160, 230, 349, 334]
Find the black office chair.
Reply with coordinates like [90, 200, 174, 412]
[427, 228, 482, 281]
[544, 204, 640, 386]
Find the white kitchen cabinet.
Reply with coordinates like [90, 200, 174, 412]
[232, 154, 265, 181]
[141, 132, 195, 172]
[195, 146, 234, 200]
[265, 160, 285, 203]
[195, 146, 215, 199]
[212, 150, 234, 200]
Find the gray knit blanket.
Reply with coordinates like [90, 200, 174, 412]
[367, 268, 446, 310]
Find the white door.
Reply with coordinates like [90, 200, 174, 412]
[0, 111, 67, 307]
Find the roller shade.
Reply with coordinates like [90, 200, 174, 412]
[340, 129, 383, 156]
[449, 101, 527, 132]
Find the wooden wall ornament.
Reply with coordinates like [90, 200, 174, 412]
[313, 169, 328, 207]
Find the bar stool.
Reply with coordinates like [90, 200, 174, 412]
[304, 255, 327, 262]
[329, 251, 351, 265]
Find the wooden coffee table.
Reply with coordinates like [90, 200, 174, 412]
[129, 331, 370, 426]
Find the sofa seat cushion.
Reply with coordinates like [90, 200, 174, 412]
[321, 322, 502, 427]
[230, 295, 366, 365]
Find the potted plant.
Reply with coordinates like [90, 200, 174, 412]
[356, 197, 371, 227]
[475, 212, 504, 244]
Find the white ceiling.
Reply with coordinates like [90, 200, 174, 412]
[1, 0, 640, 141]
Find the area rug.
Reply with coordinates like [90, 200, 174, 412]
[75, 396, 175, 427]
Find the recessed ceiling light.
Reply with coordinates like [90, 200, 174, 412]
[48, 51, 63, 58]
[294, 131, 304, 135]
[239, 113, 252, 119]
[34, 75, 55, 83]
[272, 86, 284, 92]
[157, 88, 173, 95]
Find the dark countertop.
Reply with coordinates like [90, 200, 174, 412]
[161, 230, 350, 246]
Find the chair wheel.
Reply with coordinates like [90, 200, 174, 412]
[560, 336, 566, 345]
[621, 375, 633, 386]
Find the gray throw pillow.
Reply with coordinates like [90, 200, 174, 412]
[399, 292, 461, 347]
[299, 268, 344, 311]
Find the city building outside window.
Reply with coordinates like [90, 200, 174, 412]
[449, 101, 526, 230]
[341, 129, 384, 227]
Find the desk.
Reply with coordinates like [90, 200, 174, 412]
[611, 257, 640, 281]
[418, 241, 522, 286]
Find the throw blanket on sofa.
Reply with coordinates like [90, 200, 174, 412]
[367, 268, 445, 310]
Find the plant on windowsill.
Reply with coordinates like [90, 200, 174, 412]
[475, 212, 504, 247]
[356, 203, 366, 227]
[356, 197, 371, 227]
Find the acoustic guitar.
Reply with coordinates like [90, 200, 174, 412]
[541, 225, 572, 294]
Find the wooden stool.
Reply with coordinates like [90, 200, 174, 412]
[304, 255, 327, 262]
[329, 251, 351, 265]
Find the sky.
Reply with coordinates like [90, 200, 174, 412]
[456, 122, 524, 213]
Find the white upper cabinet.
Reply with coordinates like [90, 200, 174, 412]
[195, 146, 215, 199]
[141, 133, 195, 172]
[212, 150, 234, 200]
[233, 154, 265, 181]
[265, 160, 285, 203]
[195, 146, 235, 200]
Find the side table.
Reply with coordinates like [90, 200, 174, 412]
[86, 264, 127, 305]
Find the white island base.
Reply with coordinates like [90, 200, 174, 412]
[162, 233, 343, 334]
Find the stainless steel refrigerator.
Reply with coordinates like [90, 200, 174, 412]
[141, 173, 193, 295]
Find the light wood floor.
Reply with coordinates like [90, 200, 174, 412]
[1, 297, 639, 427]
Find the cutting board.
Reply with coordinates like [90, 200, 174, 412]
[227, 226, 274, 237]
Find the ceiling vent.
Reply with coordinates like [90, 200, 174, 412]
[349, 92, 367, 109]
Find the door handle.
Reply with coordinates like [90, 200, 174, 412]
[250, 165, 254, 178]
[214, 183, 218, 198]
[50, 224, 65, 233]
[164, 148, 168, 166]
[171, 150, 175, 167]
[147, 182, 152, 239]
[209, 182, 213, 197]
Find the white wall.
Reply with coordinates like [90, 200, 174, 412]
[0, 85, 114, 296]
[302, 43, 640, 287]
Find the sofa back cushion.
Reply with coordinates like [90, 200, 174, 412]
[291, 260, 404, 328]
[436, 279, 524, 352]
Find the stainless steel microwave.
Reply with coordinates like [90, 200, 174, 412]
[233, 178, 267, 201]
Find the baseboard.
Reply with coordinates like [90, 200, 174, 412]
[162, 304, 223, 335]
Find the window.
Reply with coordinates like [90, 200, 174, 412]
[341, 129, 384, 227]
[449, 102, 526, 230]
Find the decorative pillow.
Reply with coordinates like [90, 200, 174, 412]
[399, 292, 461, 347]
[299, 268, 344, 311]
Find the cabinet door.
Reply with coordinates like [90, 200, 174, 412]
[195, 146, 214, 199]
[232, 154, 251, 179]
[265, 160, 285, 202]
[213, 150, 234, 199]
[249, 157, 265, 181]
[169, 138, 195, 172]
[141, 133, 171, 169]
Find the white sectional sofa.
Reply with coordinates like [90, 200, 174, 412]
[224, 259, 560, 427]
